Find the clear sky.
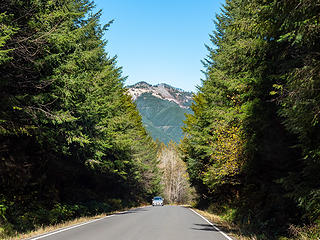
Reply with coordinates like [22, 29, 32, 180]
[94, 0, 224, 92]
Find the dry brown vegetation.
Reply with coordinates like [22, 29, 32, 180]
[2, 214, 108, 240]
[2, 206, 148, 240]
[158, 142, 195, 204]
[192, 208, 320, 240]
[192, 208, 257, 240]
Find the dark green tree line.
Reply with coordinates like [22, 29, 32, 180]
[181, 0, 320, 238]
[0, 0, 160, 235]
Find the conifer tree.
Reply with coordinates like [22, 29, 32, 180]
[0, 0, 161, 234]
[181, 0, 320, 236]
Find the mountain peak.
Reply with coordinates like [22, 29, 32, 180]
[129, 81, 152, 89]
[127, 81, 194, 144]
[127, 82, 193, 108]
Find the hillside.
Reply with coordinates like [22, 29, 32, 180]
[127, 82, 193, 144]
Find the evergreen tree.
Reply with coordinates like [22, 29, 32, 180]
[268, 0, 320, 223]
[181, 0, 320, 237]
[0, 0, 161, 235]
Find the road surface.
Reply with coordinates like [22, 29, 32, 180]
[29, 206, 233, 240]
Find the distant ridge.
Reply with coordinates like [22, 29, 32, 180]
[127, 82, 193, 144]
[127, 82, 193, 109]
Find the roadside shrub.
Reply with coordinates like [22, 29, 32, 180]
[106, 199, 123, 210]
[289, 224, 320, 240]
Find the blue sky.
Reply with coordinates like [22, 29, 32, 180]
[94, 0, 224, 92]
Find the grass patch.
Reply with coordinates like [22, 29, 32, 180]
[191, 208, 257, 240]
[191, 207, 320, 240]
[2, 214, 107, 240]
[286, 224, 320, 240]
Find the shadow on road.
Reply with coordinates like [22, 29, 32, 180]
[191, 223, 218, 232]
[115, 208, 149, 215]
[184, 206, 259, 239]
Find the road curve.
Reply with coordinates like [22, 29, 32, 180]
[29, 205, 233, 240]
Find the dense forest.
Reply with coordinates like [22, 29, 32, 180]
[181, 0, 320, 239]
[0, 0, 161, 236]
[1, 0, 320, 239]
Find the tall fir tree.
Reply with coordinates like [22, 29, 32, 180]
[181, 0, 319, 237]
[0, 0, 161, 235]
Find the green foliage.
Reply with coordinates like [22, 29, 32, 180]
[0, 0, 161, 236]
[135, 92, 193, 144]
[181, 0, 320, 238]
[288, 224, 320, 240]
[203, 124, 244, 190]
[0, 12, 17, 64]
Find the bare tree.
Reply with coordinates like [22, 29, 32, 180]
[158, 142, 194, 204]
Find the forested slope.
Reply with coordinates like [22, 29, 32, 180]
[128, 82, 193, 144]
[181, 0, 320, 239]
[135, 92, 192, 144]
[0, 0, 161, 236]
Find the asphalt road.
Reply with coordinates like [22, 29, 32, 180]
[29, 206, 233, 240]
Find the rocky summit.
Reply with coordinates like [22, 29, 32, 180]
[127, 82, 193, 144]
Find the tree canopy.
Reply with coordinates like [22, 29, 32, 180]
[181, 0, 320, 238]
[0, 0, 161, 236]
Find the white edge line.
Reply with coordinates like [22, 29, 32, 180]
[29, 206, 150, 239]
[189, 208, 234, 240]
[28, 215, 114, 240]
